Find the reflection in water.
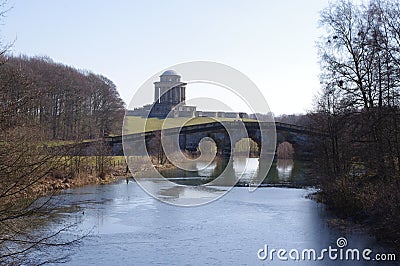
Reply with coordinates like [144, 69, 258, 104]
[157, 184, 226, 202]
[276, 159, 294, 180]
[233, 157, 259, 177]
[233, 157, 259, 186]
[135, 157, 317, 206]
[160, 157, 315, 188]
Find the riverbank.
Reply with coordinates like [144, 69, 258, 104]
[25, 164, 129, 197]
[27, 158, 180, 197]
[310, 187, 400, 250]
[307, 191, 370, 232]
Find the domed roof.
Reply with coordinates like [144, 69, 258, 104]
[161, 69, 180, 76]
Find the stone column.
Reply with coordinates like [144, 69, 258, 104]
[154, 87, 159, 103]
[175, 87, 180, 103]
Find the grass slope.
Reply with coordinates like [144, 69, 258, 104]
[123, 116, 257, 134]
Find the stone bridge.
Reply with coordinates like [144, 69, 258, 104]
[103, 121, 321, 159]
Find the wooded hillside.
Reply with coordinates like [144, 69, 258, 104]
[0, 55, 125, 140]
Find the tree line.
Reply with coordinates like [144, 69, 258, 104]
[1, 55, 125, 140]
[310, 0, 400, 247]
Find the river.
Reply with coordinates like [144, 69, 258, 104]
[36, 158, 394, 265]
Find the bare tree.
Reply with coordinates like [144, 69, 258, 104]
[314, 0, 400, 247]
[0, 3, 124, 262]
[146, 131, 168, 165]
[0, 49, 83, 264]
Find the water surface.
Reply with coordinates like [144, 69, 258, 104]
[40, 158, 391, 265]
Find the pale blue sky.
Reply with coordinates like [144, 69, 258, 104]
[2, 0, 330, 115]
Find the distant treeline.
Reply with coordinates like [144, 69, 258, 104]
[0, 55, 125, 140]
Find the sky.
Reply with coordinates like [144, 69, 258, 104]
[2, 0, 330, 115]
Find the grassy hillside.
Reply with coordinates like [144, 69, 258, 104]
[123, 116, 257, 134]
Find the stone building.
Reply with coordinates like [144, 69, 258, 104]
[127, 70, 250, 119]
[149, 70, 196, 118]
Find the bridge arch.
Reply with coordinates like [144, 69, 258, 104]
[234, 137, 260, 157]
[277, 141, 294, 159]
[196, 137, 217, 158]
